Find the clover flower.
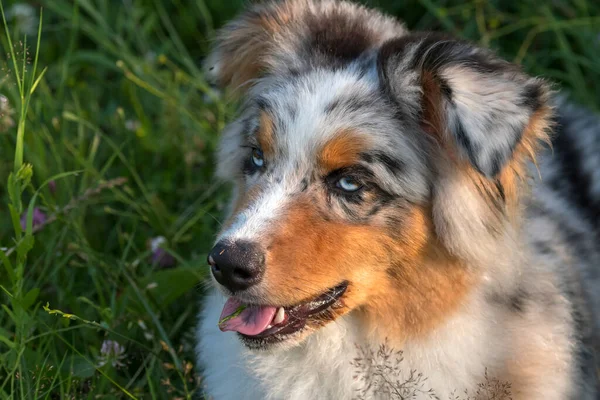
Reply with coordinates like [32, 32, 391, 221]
[0, 95, 15, 133]
[149, 236, 176, 268]
[125, 119, 141, 132]
[97, 340, 126, 368]
[5, 4, 38, 36]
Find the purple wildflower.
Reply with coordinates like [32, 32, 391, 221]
[20, 207, 47, 231]
[149, 236, 176, 268]
[97, 340, 126, 368]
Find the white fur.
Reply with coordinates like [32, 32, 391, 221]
[197, 289, 488, 399]
[198, 269, 578, 399]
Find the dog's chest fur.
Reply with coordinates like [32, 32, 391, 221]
[198, 291, 519, 400]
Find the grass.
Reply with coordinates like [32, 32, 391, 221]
[0, 0, 598, 398]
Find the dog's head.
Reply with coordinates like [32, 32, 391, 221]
[205, 0, 552, 350]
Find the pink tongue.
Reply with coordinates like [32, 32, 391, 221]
[219, 298, 277, 336]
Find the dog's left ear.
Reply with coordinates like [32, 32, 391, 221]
[378, 33, 551, 178]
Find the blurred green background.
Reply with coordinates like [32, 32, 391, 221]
[0, 0, 598, 398]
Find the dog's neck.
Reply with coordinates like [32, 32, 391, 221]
[357, 226, 526, 347]
[245, 283, 496, 399]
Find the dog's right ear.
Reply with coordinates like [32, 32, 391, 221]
[205, 3, 295, 94]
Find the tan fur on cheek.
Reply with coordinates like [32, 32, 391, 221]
[261, 196, 394, 307]
[261, 195, 475, 345]
[363, 249, 474, 345]
[388, 205, 430, 260]
[361, 205, 475, 345]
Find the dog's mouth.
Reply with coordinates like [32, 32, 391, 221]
[218, 281, 348, 346]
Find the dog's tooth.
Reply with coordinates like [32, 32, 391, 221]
[273, 307, 285, 325]
[266, 324, 273, 329]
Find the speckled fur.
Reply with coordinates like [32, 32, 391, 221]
[197, 1, 600, 399]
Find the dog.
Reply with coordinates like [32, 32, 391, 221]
[196, 1, 600, 398]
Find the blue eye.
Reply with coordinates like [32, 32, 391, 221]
[251, 149, 264, 168]
[336, 176, 362, 192]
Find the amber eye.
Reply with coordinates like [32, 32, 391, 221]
[251, 148, 265, 168]
[336, 176, 362, 192]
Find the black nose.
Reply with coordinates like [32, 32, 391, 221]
[207, 240, 265, 292]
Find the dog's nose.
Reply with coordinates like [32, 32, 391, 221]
[208, 240, 265, 292]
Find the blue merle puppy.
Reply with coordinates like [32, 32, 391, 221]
[195, 1, 600, 399]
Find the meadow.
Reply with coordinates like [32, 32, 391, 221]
[0, 0, 598, 398]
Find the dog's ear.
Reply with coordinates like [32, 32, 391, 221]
[379, 34, 553, 263]
[204, 4, 287, 93]
[378, 33, 551, 178]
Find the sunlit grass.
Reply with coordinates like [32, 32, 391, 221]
[0, 0, 598, 398]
